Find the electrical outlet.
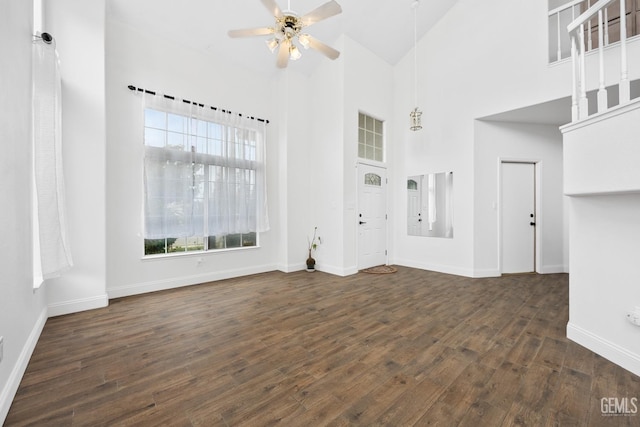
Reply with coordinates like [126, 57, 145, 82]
[626, 308, 640, 326]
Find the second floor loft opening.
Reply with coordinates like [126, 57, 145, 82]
[549, 0, 640, 62]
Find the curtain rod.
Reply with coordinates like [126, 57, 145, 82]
[127, 85, 269, 124]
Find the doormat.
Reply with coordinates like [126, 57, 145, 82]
[361, 265, 397, 274]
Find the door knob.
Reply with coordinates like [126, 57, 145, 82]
[530, 222, 536, 226]
[359, 221, 367, 225]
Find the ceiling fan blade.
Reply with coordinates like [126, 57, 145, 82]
[261, 0, 283, 18]
[300, 0, 342, 27]
[276, 39, 290, 68]
[306, 36, 340, 60]
[228, 27, 275, 38]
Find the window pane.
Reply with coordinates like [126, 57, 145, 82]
[374, 148, 383, 162]
[242, 232, 257, 246]
[358, 113, 384, 162]
[365, 173, 382, 186]
[168, 237, 186, 252]
[374, 119, 383, 134]
[226, 234, 241, 248]
[145, 128, 165, 147]
[167, 113, 186, 133]
[196, 120, 207, 137]
[167, 131, 186, 150]
[208, 235, 224, 250]
[145, 109, 166, 129]
[144, 238, 167, 255]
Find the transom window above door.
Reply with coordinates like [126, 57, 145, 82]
[358, 112, 384, 162]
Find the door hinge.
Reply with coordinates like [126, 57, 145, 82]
[385, 214, 388, 220]
[385, 249, 388, 256]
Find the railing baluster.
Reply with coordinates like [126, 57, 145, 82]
[557, 12, 563, 61]
[604, 7, 609, 44]
[619, 0, 630, 103]
[597, 9, 608, 112]
[571, 35, 579, 121]
[587, 0, 593, 50]
[579, 23, 589, 119]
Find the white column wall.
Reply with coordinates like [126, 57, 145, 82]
[0, 0, 49, 422]
[44, 0, 109, 315]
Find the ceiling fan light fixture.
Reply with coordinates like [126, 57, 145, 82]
[410, 107, 423, 131]
[266, 37, 280, 52]
[228, 0, 342, 68]
[289, 44, 302, 60]
[298, 33, 311, 49]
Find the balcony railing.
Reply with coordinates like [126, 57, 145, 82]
[564, 0, 632, 121]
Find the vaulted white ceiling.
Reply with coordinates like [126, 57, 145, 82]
[107, 0, 459, 75]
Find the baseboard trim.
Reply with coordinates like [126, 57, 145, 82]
[48, 294, 109, 317]
[0, 307, 47, 424]
[316, 264, 358, 277]
[567, 322, 640, 377]
[108, 264, 278, 299]
[394, 258, 478, 278]
[539, 264, 568, 274]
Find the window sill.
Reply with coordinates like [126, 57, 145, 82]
[141, 245, 260, 261]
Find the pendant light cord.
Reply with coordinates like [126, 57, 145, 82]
[413, 0, 419, 108]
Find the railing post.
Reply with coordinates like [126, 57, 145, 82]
[597, 9, 608, 113]
[571, 35, 579, 121]
[619, 0, 630, 104]
[579, 23, 589, 119]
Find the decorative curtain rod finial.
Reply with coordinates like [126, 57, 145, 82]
[34, 32, 54, 45]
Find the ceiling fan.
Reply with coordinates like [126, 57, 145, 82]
[228, 0, 342, 68]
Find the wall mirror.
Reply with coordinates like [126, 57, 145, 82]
[407, 172, 454, 238]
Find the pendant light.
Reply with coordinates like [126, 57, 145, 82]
[409, 0, 422, 131]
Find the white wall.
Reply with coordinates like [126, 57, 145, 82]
[105, 18, 284, 297]
[306, 36, 394, 275]
[45, 0, 109, 315]
[391, 0, 578, 277]
[567, 194, 640, 376]
[0, 0, 49, 422]
[473, 121, 566, 275]
[343, 37, 395, 273]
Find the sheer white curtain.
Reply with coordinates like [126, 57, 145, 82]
[445, 172, 454, 238]
[32, 38, 72, 280]
[142, 94, 269, 241]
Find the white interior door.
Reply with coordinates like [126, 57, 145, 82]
[358, 164, 387, 269]
[502, 162, 536, 274]
[407, 177, 421, 236]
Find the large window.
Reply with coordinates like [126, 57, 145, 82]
[142, 96, 268, 256]
[358, 112, 384, 162]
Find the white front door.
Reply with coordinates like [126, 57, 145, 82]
[501, 162, 536, 274]
[357, 164, 387, 269]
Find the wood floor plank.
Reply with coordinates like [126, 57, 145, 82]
[5, 268, 640, 426]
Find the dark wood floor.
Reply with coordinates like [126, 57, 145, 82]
[5, 267, 640, 426]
